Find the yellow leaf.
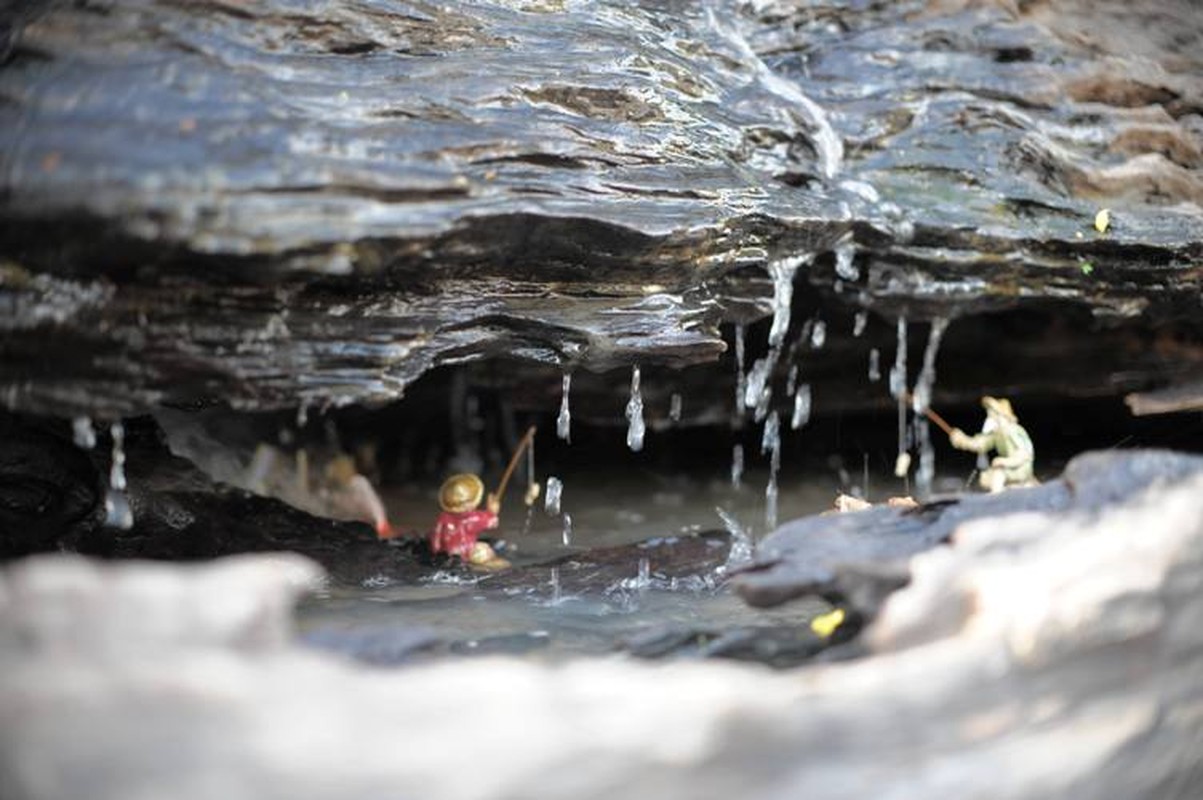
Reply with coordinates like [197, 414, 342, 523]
[810, 607, 846, 638]
[1094, 208, 1111, 234]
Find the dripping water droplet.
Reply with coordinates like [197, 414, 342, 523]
[669, 392, 682, 422]
[868, 348, 881, 382]
[910, 318, 949, 416]
[109, 422, 127, 491]
[834, 244, 859, 281]
[734, 325, 747, 418]
[743, 357, 773, 421]
[561, 513, 572, 547]
[731, 444, 744, 489]
[853, 311, 868, 337]
[767, 256, 806, 348]
[72, 417, 96, 450]
[889, 317, 908, 400]
[912, 318, 950, 499]
[810, 319, 827, 349]
[544, 476, 563, 515]
[761, 411, 781, 532]
[104, 421, 133, 530]
[890, 317, 909, 477]
[791, 383, 812, 430]
[625, 365, 645, 452]
[556, 372, 571, 442]
[765, 473, 779, 532]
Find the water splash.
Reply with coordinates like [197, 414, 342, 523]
[791, 383, 812, 430]
[421, 571, 480, 586]
[716, 506, 753, 570]
[549, 566, 562, 606]
[544, 476, 563, 515]
[868, 348, 881, 382]
[853, 311, 868, 337]
[810, 319, 827, 349]
[561, 513, 573, 547]
[765, 473, 779, 532]
[669, 392, 682, 422]
[637, 557, 651, 590]
[625, 365, 645, 452]
[556, 372, 571, 442]
[731, 443, 744, 488]
[834, 243, 859, 281]
[72, 417, 96, 450]
[104, 421, 133, 530]
[912, 318, 951, 499]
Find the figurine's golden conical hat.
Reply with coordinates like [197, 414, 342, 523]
[439, 473, 484, 513]
[981, 396, 1017, 422]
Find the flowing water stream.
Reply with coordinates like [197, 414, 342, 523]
[295, 466, 854, 662]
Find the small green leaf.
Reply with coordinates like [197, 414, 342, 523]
[1079, 261, 1094, 276]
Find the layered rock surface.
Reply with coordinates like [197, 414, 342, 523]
[1, 0, 1200, 419]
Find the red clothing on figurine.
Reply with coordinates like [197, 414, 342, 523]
[429, 509, 498, 559]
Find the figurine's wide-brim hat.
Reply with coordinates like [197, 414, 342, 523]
[439, 473, 484, 513]
[981, 396, 1017, 422]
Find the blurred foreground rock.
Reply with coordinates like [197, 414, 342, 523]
[2, 448, 1201, 800]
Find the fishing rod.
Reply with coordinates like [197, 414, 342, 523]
[894, 394, 957, 476]
[493, 425, 540, 509]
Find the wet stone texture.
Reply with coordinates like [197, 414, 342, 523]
[1, 0, 1201, 420]
[0, 412, 432, 583]
[735, 449, 1203, 621]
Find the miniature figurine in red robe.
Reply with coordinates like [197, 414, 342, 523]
[429, 473, 510, 570]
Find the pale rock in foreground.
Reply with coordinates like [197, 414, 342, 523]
[1, 452, 1201, 800]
